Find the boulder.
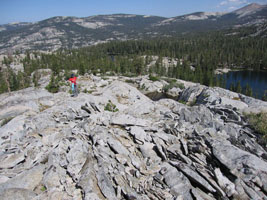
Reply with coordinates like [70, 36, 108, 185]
[239, 94, 267, 113]
[197, 87, 248, 111]
[0, 115, 28, 145]
[0, 188, 37, 200]
[178, 85, 205, 104]
[107, 136, 130, 156]
[96, 167, 117, 200]
[66, 138, 89, 181]
[130, 126, 147, 144]
[139, 142, 160, 161]
[166, 87, 182, 97]
[0, 87, 53, 121]
[0, 164, 45, 192]
[214, 168, 237, 197]
[162, 163, 193, 199]
[191, 188, 216, 200]
[171, 161, 216, 193]
[0, 152, 25, 169]
[101, 80, 150, 106]
[212, 141, 267, 174]
[139, 76, 167, 93]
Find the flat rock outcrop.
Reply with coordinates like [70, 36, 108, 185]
[0, 75, 266, 200]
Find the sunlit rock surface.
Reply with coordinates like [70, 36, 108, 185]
[0, 75, 266, 200]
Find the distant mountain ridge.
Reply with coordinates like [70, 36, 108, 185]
[232, 3, 264, 17]
[0, 3, 266, 54]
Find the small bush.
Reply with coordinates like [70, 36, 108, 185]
[139, 84, 146, 90]
[124, 73, 136, 77]
[104, 100, 119, 112]
[163, 78, 176, 84]
[125, 79, 135, 84]
[162, 84, 172, 93]
[178, 100, 187, 105]
[40, 185, 46, 192]
[45, 74, 60, 93]
[176, 82, 185, 90]
[33, 71, 40, 87]
[262, 90, 267, 101]
[149, 75, 160, 82]
[246, 112, 267, 143]
[163, 81, 185, 93]
[45, 83, 59, 93]
[59, 81, 69, 87]
[83, 89, 95, 94]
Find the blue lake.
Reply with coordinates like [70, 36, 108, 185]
[218, 70, 267, 99]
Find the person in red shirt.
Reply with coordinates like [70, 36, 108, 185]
[68, 74, 78, 97]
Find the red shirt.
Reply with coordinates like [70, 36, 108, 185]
[69, 77, 77, 85]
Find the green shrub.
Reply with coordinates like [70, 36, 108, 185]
[64, 70, 72, 81]
[178, 100, 187, 105]
[124, 73, 136, 77]
[104, 100, 119, 112]
[59, 81, 69, 87]
[40, 185, 46, 192]
[149, 75, 160, 82]
[163, 81, 185, 93]
[45, 74, 60, 93]
[83, 89, 95, 94]
[175, 82, 185, 90]
[246, 112, 267, 143]
[263, 90, 267, 101]
[162, 84, 172, 93]
[139, 84, 146, 90]
[163, 78, 176, 84]
[33, 71, 40, 87]
[125, 79, 135, 84]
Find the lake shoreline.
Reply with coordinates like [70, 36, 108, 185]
[215, 68, 267, 75]
[217, 70, 267, 100]
[214, 68, 231, 74]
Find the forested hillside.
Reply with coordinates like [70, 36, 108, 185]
[1, 31, 267, 99]
[0, 3, 266, 53]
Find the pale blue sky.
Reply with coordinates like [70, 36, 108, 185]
[1, 0, 267, 24]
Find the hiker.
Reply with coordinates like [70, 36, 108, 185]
[68, 74, 78, 97]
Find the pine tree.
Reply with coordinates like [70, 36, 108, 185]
[0, 72, 8, 94]
[45, 73, 60, 93]
[244, 83, 253, 97]
[236, 81, 242, 93]
[262, 90, 267, 101]
[78, 63, 86, 75]
[33, 71, 40, 87]
[230, 83, 235, 92]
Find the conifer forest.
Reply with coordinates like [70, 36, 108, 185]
[1, 31, 267, 100]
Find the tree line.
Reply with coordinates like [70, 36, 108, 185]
[1, 31, 267, 100]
